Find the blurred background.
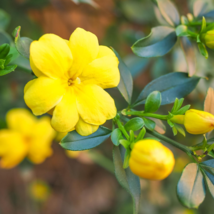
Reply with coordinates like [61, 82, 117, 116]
[0, 0, 213, 213]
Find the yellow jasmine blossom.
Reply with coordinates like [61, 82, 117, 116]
[0, 108, 55, 169]
[184, 109, 214, 134]
[201, 29, 214, 49]
[24, 28, 120, 136]
[29, 180, 50, 202]
[129, 139, 175, 180]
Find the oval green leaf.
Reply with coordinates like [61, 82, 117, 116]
[112, 48, 133, 104]
[111, 128, 122, 146]
[124, 117, 144, 132]
[132, 26, 177, 58]
[177, 163, 206, 209]
[143, 117, 156, 131]
[133, 72, 200, 107]
[157, 0, 180, 26]
[144, 91, 161, 113]
[60, 126, 111, 151]
[13, 26, 33, 59]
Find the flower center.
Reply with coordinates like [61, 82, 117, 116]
[67, 77, 81, 86]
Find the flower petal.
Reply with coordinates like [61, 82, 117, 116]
[80, 55, 120, 89]
[28, 116, 55, 164]
[30, 56, 44, 77]
[76, 84, 117, 125]
[76, 117, 99, 136]
[24, 76, 65, 116]
[97, 46, 116, 58]
[30, 34, 73, 79]
[6, 108, 36, 135]
[68, 28, 99, 77]
[0, 130, 28, 169]
[51, 90, 79, 132]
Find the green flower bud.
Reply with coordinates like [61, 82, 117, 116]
[201, 29, 214, 49]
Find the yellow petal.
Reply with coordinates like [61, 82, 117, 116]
[30, 56, 44, 77]
[28, 116, 55, 164]
[0, 130, 28, 169]
[6, 108, 36, 136]
[30, 34, 73, 79]
[68, 28, 99, 77]
[76, 84, 116, 125]
[80, 55, 120, 89]
[51, 91, 79, 132]
[97, 46, 116, 58]
[76, 117, 99, 136]
[24, 76, 65, 115]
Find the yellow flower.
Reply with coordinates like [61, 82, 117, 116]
[29, 180, 50, 202]
[201, 29, 214, 49]
[184, 109, 214, 134]
[129, 139, 175, 180]
[24, 28, 120, 136]
[0, 108, 55, 169]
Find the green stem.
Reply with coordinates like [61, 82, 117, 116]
[123, 110, 168, 120]
[114, 117, 130, 140]
[88, 150, 114, 174]
[146, 129, 194, 156]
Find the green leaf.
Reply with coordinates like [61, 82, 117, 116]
[0, 43, 10, 59]
[193, 0, 209, 18]
[174, 124, 186, 137]
[112, 48, 133, 104]
[200, 17, 207, 33]
[0, 59, 5, 69]
[135, 127, 146, 141]
[111, 128, 122, 146]
[176, 25, 189, 37]
[180, 37, 196, 77]
[200, 160, 214, 198]
[123, 148, 131, 169]
[60, 126, 111, 151]
[113, 146, 141, 214]
[119, 139, 130, 149]
[0, 64, 17, 76]
[157, 0, 180, 27]
[177, 163, 206, 208]
[198, 43, 208, 59]
[124, 117, 144, 132]
[133, 72, 200, 107]
[0, 9, 10, 30]
[174, 105, 191, 115]
[143, 117, 156, 130]
[132, 26, 177, 58]
[167, 119, 174, 128]
[144, 91, 161, 113]
[172, 126, 177, 136]
[6, 46, 20, 64]
[13, 26, 33, 59]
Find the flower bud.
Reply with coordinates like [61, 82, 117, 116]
[129, 139, 175, 180]
[184, 109, 214, 134]
[201, 30, 214, 49]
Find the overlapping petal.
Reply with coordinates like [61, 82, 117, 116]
[0, 130, 28, 169]
[24, 76, 65, 116]
[28, 117, 55, 164]
[30, 34, 73, 79]
[68, 28, 99, 77]
[75, 84, 116, 125]
[6, 108, 36, 136]
[76, 117, 99, 136]
[51, 91, 79, 132]
[80, 55, 120, 89]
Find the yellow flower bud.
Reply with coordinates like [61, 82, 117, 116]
[201, 29, 214, 49]
[129, 139, 175, 180]
[184, 109, 214, 134]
